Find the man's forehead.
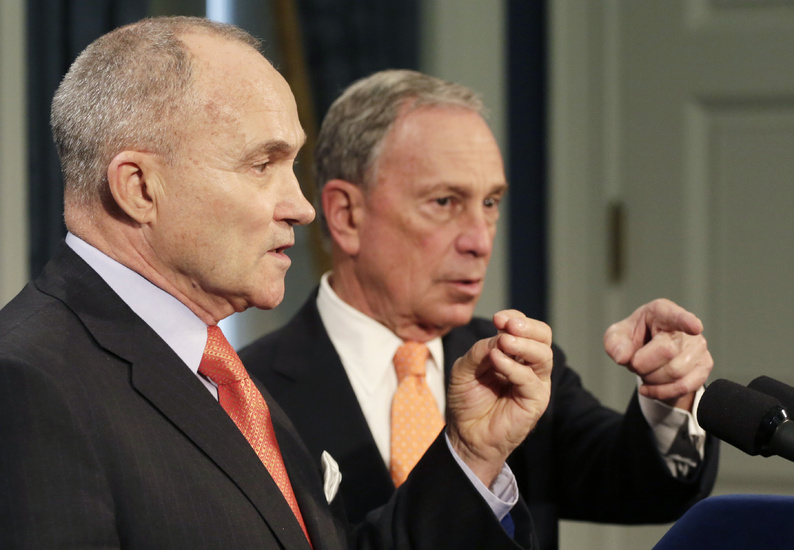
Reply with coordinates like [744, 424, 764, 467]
[179, 30, 259, 59]
[181, 31, 278, 91]
[387, 107, 499, 153]
[182, 33, 300, 133]
[371, 106, 506, 192]
[382, 107, 502, 160]
[393, 104, 488, 132]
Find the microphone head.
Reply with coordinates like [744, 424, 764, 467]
[748, 375, 794, 411]
[698, 378, 783, 455]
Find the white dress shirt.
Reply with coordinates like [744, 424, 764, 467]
[315, 272, 517, 517]
[316, 272, 446, 465]
[317, 271, 707, 479]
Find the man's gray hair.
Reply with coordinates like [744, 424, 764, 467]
[314, 69, 485, 232]
[51, 16, 261, 213]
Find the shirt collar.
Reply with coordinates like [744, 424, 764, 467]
[316, 272, 444, 395]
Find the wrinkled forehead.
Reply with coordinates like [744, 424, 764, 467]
[371, 105, 506, 194]
[383, 106, 502, 166]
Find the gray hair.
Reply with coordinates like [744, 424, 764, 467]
[314, 69, 485, 233]
[51, 16, 261, 213]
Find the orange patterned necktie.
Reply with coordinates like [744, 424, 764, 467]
[199, 326, 311, 546]
[389, 341, 445, 487]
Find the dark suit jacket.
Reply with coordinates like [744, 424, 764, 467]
[240, 289, 720, 550]
[0, 244, 537, 549]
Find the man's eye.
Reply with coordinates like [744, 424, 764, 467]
[435, 197, 452, 206]
[254, 162, 270, 173]
[484, 197, 499, 208]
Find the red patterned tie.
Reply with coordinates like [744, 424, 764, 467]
[390, 341, 445, 487]
[199, 325, 311, 545]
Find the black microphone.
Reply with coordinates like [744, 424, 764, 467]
[698, 378, 794, 462]
[749, 375, 794, 411]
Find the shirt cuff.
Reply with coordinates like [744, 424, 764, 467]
[638, 379, 707, 476]
[444, 432, 518, 521]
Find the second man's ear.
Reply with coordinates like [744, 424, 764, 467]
[321, 179, 365, 255]
[106, 151, 163, 225]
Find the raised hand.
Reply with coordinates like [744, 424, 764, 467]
[446, 309, 553, 486]
[603, 298, 713, 410]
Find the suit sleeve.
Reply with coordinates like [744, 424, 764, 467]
[522, 347, 719, 524]
[352, 434, 538, 550]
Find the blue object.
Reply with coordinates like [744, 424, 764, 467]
[654, 494, 794, 549]
[500, 512, 515, 539]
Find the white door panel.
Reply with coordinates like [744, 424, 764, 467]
[551, 1, 794, 548]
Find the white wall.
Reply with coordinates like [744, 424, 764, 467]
[0, 0, 29, 307]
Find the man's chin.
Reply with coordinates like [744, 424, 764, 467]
[429, 305, 478, 333]
[248, 285, 285, 311]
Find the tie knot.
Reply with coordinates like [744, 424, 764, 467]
[198, 325, 247, 385]
[394, 341, 429, 382]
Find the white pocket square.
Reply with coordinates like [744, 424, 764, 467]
[321, 450, 342, 504]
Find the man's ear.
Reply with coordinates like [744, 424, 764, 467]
[322, 179, 365, 255]
[106, 151, 162, 225]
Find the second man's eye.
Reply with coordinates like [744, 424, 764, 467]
[435, 197, 451, 206]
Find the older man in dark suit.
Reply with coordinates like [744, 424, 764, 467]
[0, 18, 553, 549]
[240, 69, 720, 550]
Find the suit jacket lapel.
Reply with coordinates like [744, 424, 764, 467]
[36, 244, 314, 550]
[258, 293, 395, 518]
[262, 380, 345, 550]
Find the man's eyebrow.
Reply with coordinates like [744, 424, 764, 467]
[424, 181, 509, 195]
[241, 132, 307, 162]
[491, 181, 509, 194]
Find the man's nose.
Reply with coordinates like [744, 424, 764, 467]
[456, 212, 495, 258]
[278, 174, 316, 226]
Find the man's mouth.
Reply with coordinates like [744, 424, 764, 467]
[268, 241, 294, 260]
[447, 278, 483, 296]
